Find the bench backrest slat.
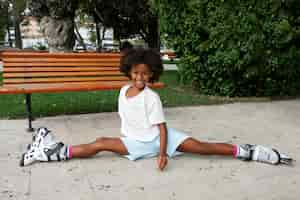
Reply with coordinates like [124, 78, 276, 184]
[4, 62, 120, 67]
[3, 71, 124, 78]
[4, 77, 129, 84]
[1, 51, 120, 58]
[2, 58, 120, 63]
[4, 67, 119, 72]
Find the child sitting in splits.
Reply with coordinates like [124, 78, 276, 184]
[20, 49, 293, 169]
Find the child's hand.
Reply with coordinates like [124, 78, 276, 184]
[157, 155, 168, 171]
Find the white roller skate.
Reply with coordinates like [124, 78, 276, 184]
[26, 127, 53, 151]
[251, 145, 293, 165]
[20, 127, 68, 166]
[237, 144, 294, 165]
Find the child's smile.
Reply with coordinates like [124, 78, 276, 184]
[130, 64, 153, 90]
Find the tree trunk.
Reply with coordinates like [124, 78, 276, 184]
[28, 0, 78, 53]
[6, 10, 13, 47]
[95, 22, 102, 52]
[6, 25, 13, 47]
[74, 23, 86, 51]
[40, 16, 75, 53]
[146, 16, 159, 50]
[13, 0, 22, 49]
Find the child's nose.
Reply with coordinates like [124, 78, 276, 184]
[136, 74, 143, 80]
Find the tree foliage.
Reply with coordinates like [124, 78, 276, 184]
[92, 0, 159, 48]
[28, 0, 78, 18]
[155, 0, 300, 96]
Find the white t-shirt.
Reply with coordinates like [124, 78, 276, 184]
[118, 84, 166, 142]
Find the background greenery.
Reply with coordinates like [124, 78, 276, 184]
[156, 0, 300, 96]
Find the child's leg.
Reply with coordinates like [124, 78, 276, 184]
[176, 137, 235, 156]
[21, 127, 129, 166]
[175, 137, 293, 165]
[71, 137, 129, 158]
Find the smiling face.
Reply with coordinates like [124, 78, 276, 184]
[129, 64, 153, 90]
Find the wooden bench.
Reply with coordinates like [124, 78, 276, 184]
[0, 51, 164, 131]
[161, 51, 176, 61]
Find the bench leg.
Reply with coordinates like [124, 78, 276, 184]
[25, 94, 34, 132]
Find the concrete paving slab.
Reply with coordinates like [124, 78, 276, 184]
[164, 64, 178, 71]
[29, 162, 95, 200]
[0, 100, 300, 200]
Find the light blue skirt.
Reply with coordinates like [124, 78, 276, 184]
[121, 128, 190, 161]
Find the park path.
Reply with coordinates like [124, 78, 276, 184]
[0, 100, 300, 200]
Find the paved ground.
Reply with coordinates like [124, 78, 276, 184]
[164, 64, 178, 70]
[0, 100, 300, 200]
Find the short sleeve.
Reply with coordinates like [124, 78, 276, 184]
[148, 94, 165, 125]
[118, 91, 122, 115]
[118, 85, 129, 115]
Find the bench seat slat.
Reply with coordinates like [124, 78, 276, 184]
[3, 71, 123, 78]
[4, 67, 119, 72]
[0, 82, 164, 94]
[3, 76, 129, 84]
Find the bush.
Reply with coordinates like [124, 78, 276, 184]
[157, 0, 300, 96]
[33, 42, 48, 51]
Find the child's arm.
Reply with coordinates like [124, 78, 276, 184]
[157, 122, 168, 171]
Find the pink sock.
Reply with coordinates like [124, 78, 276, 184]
[233, 145, 238, 157]
[68, 146, 73, 159]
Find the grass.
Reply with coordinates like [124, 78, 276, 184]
[163, 60, 180, 65]
[0, 71, 229, 119]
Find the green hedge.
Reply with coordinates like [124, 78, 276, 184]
[157, 0, 300, 96]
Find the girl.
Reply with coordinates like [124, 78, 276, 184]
[20, 49, 293, 169]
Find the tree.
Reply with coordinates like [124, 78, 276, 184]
[92, 0, 159, 49]
[0, 0, 26, 48]
[76, 1, 102, 51]
[27, 0, 78, 52]
[0, 0, 9, 42]
[26, 0, 159, 52]
[153, 0, 300, 96]
[12, 0, 26, 49]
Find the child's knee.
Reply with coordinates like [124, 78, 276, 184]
[95, 137, 110, 143]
